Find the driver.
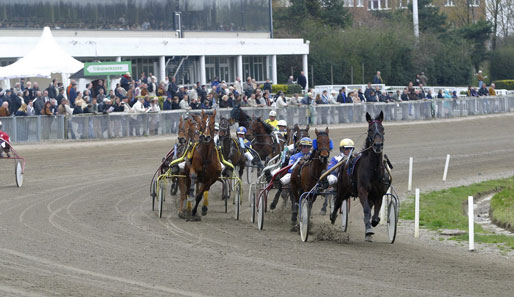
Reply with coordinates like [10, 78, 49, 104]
[277, 120, 288, 138]
[319, 138, 354, 214]
[279, 137, 312, 186]
[0, 120, 11, 158]
[213, 122, 220, 147]
[265, 110, 278, 129]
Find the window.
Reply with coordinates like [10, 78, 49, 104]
[470, 0, 480, 7]
[398, 0, 409, 8]
[368, 0, 380, 10]
[383, 0, 389, 9]
[344, 0, 354, 7]
[445, 0, 455, 6]
[356, 0, 364, 7]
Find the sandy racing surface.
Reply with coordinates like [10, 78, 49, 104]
[1, 113, 514, 296]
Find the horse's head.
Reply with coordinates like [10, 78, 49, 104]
[177, 117, 187, 144]
[200, 109, 216, 143]
[314, 127, 332, 160]
[187, 117, 201, 144]
[218, 117, 230, 138]
[365, 111, 385, 153]
[292, 124, 310, 150]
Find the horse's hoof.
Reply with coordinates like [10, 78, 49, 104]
[270, 202, 277, 210]
[290, 223, 299, 232]
[188, 215, 202, 222]
[320, 208, 327, 216]
[178, 211, 187, 219]
[201, 206, 208, 216]
[330, 213, 337, 224]
[371, 217, 380, 227]
[365, 235, 373, 242]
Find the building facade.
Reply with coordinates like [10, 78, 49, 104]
[0, 0, 309, 87]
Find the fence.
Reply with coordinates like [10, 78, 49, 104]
[1, 96, 513, 143]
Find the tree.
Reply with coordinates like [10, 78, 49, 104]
[458, 20, 493, 70]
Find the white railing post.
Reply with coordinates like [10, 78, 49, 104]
[408, 157, 413, 191]
[468, 196, 475, 251]
[415, 188, 420, 238]
[442, 154, 451, 182]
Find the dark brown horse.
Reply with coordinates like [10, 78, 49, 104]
[289, 128, 332, 230]
[331, 111, 388, 241]
[248, 117, 280, 164]
[186, 110, 221, 220]
[218, 117, 245, 178]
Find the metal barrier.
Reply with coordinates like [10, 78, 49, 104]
[1, 96, 513, 143]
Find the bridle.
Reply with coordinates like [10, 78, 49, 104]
[367, 120, 384, 153]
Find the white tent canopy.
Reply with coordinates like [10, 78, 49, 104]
[0, 27, 83, 80]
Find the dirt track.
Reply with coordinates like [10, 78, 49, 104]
[1, 113, 514, 297]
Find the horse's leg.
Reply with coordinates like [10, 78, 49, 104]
[289, 183, 299, 232]
[191, 183, 206, 221]
[188, 168, 198, 219]
[201, 190, 209, 216]
[178, 177, 187, 219]
[330, 192, 343, 224]
[371, 193, 382, 227]
[270, 182, 282, 210]
[358, 187, 374, 241]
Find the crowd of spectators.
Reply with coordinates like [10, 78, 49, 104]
[0, 69, 502, 121]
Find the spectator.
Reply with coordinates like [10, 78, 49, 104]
[219, 95, 232, 108]
[11, 91, 24, 114]
[358, 88, 365, 102]
[301, 92, 313, 105]
[418, 84, 426, 99]
[15, 103, 28, 116]
[96, 88, 106, 102]
[275, 92, 288, 108]
[163, 97, 173, 110]
[27, 101, 35, 115]
[420, 72, 428, 85]
[157, 81, 167, 97]
[74, 93, 87, 113]
[375, 86, 383, 100]
[148, 76, 157, 96]
[289, 93, 301, 106]
[286, 76, 294, 84]
[367, 91, 378, 102]
[167, 76, 178, 98]
[50, 99, 58, 114]
[23, 89, 31, 104]
[478, 83, 489, 96]
[321, 90, 329, 104]
[57, 98, 68, 114]
[47, 78, 59, 99]
[234, 77, 243, 95]
[171, 96, 180, 109]
[200, 98, 211, 109]
[392, 90, 402, 102]
[364, 82, 373, 101]
[246, 93, 258, 107]
[243, 77, 254, 97]
[426, 90, 433, 99]
[297, 71, 307, 90]
[33, 91, 45, 115]
[315, 93, 323, 104]
[140, 83, 149, 97]
[415, 74, 421, 86]
[443, 90, 452, 98]
[263, 79, 272, 93]
[132, 96, 147, 113]
[56, 88, 66, 105]
[13, 82, 22, 95]
[0, 102, 10, 116]
[121, 72, 131, 91]
[407, 82, 417, 101]
[489, 83, 496, 96]
[402, 89, 410, 101]
[437, 89, 444, 99]
[350, 91, 360, 103]
[143, 95, 151, 108]
[262, 91, 272, 106]
[40, 101, 53, 116]
[112, 97, 124, 112]
[328, 91, 338, 104]
[69, 83, 78, 107]
[372, 71, 382, 84]
[211, 77, 220, 88]
[179, 95, 190, 110]
[475, 70, 487, 88]
[337, 87, 347, 103]
[150, 97, 160, 112]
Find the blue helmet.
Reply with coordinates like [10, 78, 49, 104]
[299, 137, 312, 146]
[237, 126, 247, 135]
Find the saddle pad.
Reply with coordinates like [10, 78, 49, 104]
[347, 154, 362, 177]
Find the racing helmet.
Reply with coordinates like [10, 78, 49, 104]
[214, 123, 219, 131]
[269, 110, 277, 117]
[340, 138, 354, 150]
[237, 126, 247, 135]
[299, 137, 312, 146]
[277, 120, 287, 127]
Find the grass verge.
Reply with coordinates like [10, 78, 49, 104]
[399, 176, 514, 249]
[490, 187, 514, 232]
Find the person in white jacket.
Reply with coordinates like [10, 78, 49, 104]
[132, 97, 147, 113]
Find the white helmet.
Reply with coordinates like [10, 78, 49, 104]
[269, 110, 277, 117]
[277, 120, 287, 127]
[214, 123, 219, 130]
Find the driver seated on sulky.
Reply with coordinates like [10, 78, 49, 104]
[320, 138, 354, 214]
[236, 126, 263, 168]
[265, 110, 279, 129]
[0, 120, 11, 158]
[279, 137, 312, 186]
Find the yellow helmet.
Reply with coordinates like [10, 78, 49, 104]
[339, 138, 354, 148]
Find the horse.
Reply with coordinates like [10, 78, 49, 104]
[177, 116, 201, 218]
[218, 117, 245, 179]
[289, 128, 332, 231]
[248, 117, 281, 165]
[186, 110, 222, 220]
[331, 111, 389, 241]
[269, 124, 310, 211]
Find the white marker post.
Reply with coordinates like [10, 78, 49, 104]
[468, 196, 475, 251]
[442, 154, 451, 182]
[408, 157, 413, 191]
[414, 188, 420, 238]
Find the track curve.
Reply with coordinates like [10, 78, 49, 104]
[1, 113, 513, 296]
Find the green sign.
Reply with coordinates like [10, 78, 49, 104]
[84, 62, 132, 76]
